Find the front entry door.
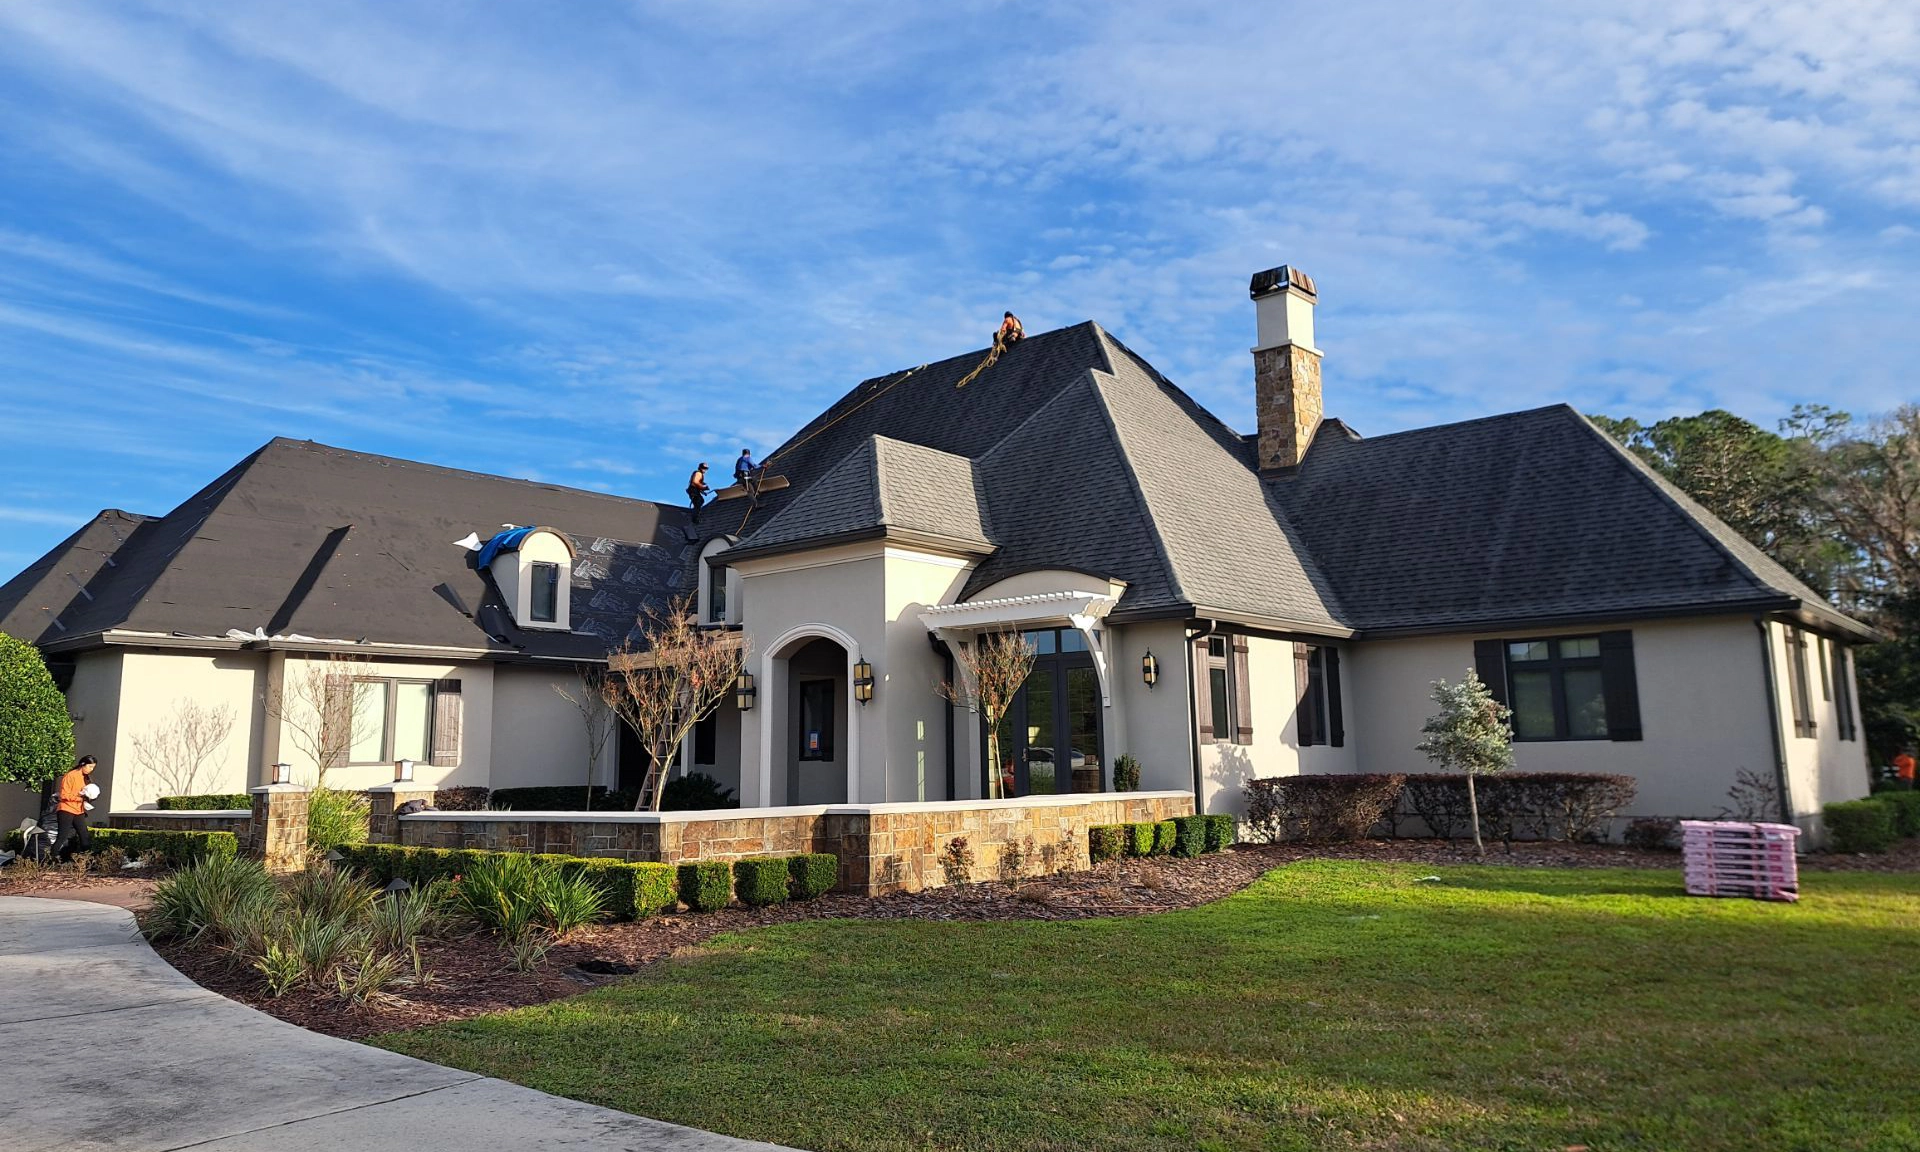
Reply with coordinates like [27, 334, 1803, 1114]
[1000, 628, 1104, 797]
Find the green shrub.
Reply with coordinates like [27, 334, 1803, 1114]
[305, 785, 370, 851]
[333, 845, 674, 921]
[1825, 799, 1897, 854]
[453, 852, 543, 939]
[530, 864, 607, 936]
[1112, 755, 1141, 792]
[1204, 814, 1236, 852]
[283, 862, 376, 923]
[1126, 823, 1156, 858]
[1088, 824, 1127, 863]
[157, 793, 250, 811]
[1877, 790, 1920, 837]
[787, 853, 837, 900]
[630, 862, 680, 916]
[0, 632, 75, 796]
[1624, 816, 1679, 851]
[678, 860, 732, 912]
[1171, 815, 1208, 858]
[368, 881, 450, 952]
[660, 772, 740, 811]
[1150, 820, 1177, 856]
[146, 854, 277, 944]
[734, 858, 790, 907]
[91, 828, 238, 867]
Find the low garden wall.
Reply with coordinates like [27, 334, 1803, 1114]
[109, 809, 254, 852]
[399, 791, 1195, 895]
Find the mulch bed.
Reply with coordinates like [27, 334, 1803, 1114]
[14, 837, 1916, 1042]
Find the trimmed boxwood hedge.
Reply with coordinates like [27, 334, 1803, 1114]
[734, 857, 790, 907]
[1150, 820, 1177, 856]
[679, 860, 733, 912]
[1204, 813, 1236, 852]
[89, 828, 237, 865]
[1171, 815, 1209, 858]
[156, 793, 251, 811]
[1126, 822, 1156, 858]
[1875, 790, 1920, 838]
[1825, 799, 1896, 854]
[788, 853, 838, 900]
[1088, 824, 1127, 863]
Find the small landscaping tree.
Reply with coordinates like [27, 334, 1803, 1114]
[938, 630, 1036, 800]
[606, 597, 745, 811]
[262, 653, 379, 782]
[552, 666, 616, 810]
[1415, 670, 1514, 860]
[0, 632, 74, 819]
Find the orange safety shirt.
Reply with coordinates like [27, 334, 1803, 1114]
[56, 768, 89, 816]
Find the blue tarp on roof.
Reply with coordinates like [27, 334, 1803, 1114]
[476, 525, 535, 568]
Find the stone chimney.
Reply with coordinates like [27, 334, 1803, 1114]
[1250, 265, 1322, 470]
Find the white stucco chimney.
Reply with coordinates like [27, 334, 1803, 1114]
[1249, 265, 1322, 471]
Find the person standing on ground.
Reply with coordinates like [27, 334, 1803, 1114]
[686, 462, 711, 523]
[52, 756, 96, 861]
[1896, 748, 1916, 789]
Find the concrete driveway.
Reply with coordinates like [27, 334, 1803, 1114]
[0, 896, 796, 1152]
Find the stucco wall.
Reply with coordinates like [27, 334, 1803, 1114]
[1194, 634, 1356, 815]
[490, 664, 609, 791]
[105, 649, 268, 809]
[1, 649, 127, 826]
[1764, 621, 1873, 831]
[1107, 619, 1198, 795]
[1343, 615, 1870, 827]
[271, 652, 495, 793]
[881, 549, 973, 802]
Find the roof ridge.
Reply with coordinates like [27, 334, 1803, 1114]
[257, 437, 683, 515]
[1330, 403, 1574, 447]
[1077, 369, 1193, 607]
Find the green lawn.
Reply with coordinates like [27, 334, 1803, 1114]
[377, 862, 1920, 1151]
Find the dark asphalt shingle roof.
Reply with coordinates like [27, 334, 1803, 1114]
[736, 436, 991, 556]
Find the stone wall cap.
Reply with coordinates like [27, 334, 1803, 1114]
[109, 809, 251, 818]
[249, 783, 312, 795]
[397, 791, 1196, 823]
[365, 782, 440, 794]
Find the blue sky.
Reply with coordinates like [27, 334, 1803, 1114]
[1, 2, 1916, 579]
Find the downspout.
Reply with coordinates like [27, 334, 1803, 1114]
[943, 642, 956, 802]
[1754, 617, 1795, 827]
[1185, 619, 1218, 813]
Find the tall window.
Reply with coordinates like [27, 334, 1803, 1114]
[348, 678, 438, 764]
[1206, 636, 1231, 740]
[1295, 644, 1343, 747]
[708, 564, 728, 623]
[1786, 626, 1817, 738]
[1833, 642, 1858, 742]
[798, 679, 834, 761]
[530, 562, 560, 623]
[1505, 636, 1609, 741]
[1194, 634, 1252, 746]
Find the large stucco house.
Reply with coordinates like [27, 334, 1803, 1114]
[0, 267, 1873, 838]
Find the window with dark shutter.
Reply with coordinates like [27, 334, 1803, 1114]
[1785, 626, 1816, 738]
[1325, 647, 1345, 747]
[1293, 642, 1316, 746]
[1230, 638, 1254, 745]
[431, 679, 462, 766]
[1195, 636, 1241, 745]
[1488, 632, 1639, 742]
[1473, 639, 1510, 707]
[1597, 631, 1642, 742]
[1816, 636, 1831, 700]
[1193, 637, 1215, 743]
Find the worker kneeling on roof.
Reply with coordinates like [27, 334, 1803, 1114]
[997, 311, 1024, 347]
[735, 448, 758, 487]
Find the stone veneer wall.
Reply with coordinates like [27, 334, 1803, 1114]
[109, 810, 255, 852]
[399, 791, 1195, 896]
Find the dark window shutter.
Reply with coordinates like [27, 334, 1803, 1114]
[1598, 630, 1642, 742]
[1326, 647, 1345, 748]
[1231, 637, 1254, 745]
[1834, 644, 1856, 742]
[431, 680, 463, 766]
[1192, 638, 1214, 742]
[1292, 642, 1314, 746]
[1472, 639, 1509, 707]
[322, 677, 351, 771]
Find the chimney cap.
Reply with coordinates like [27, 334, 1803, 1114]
[1249, 265, 1316, 301]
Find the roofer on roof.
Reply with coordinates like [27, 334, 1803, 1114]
[735, 448, 758, 487]
[997, 311, 1024, 347]
[686, 462, 710, 523]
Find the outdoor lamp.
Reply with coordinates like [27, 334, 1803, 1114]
[394, 758, 415, 783]
[1142, 651, 1159, 688]
[270, 762, 292, 785]
[735, 670, 757, 711]
[853, 659, 875, 704]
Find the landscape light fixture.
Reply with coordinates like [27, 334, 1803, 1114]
[270, 762, 292, 786]
[1142, 651, 1159, 688]
[394, 758, 415, 783]
[735, 670, 757, 712]
[853, 659, 875, 704]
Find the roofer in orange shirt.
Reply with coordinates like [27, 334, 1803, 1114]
[1895, 749, 1916, 788]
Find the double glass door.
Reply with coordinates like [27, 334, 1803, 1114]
[991, 628, 1104, 797]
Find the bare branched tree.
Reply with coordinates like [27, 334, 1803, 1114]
[131, 698, 236, 798]
[938, 630, 1036, 800]
[262, 653, 379, 783]
[553, 665, 616, 809]
[605, 597, 745, 811]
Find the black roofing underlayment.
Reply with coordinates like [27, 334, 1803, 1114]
[0, 322, 1868, 657]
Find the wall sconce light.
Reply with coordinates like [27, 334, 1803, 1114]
[1142, 651, 1159, 688]
[270, 762, 292, 786]
[735, 670, 757, 712]
[853, 659, 875, 705]
[394, 758, 415, 783]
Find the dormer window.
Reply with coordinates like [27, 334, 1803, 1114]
[697, 535, 737, 625]
[531, 562, 560, 623]
[708, 562, 727, 624]
[476, 525, 575, 631]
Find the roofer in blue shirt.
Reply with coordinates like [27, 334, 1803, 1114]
[734, 448, 758, 489]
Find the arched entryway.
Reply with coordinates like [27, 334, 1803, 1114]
[759, 625, 861, 806]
